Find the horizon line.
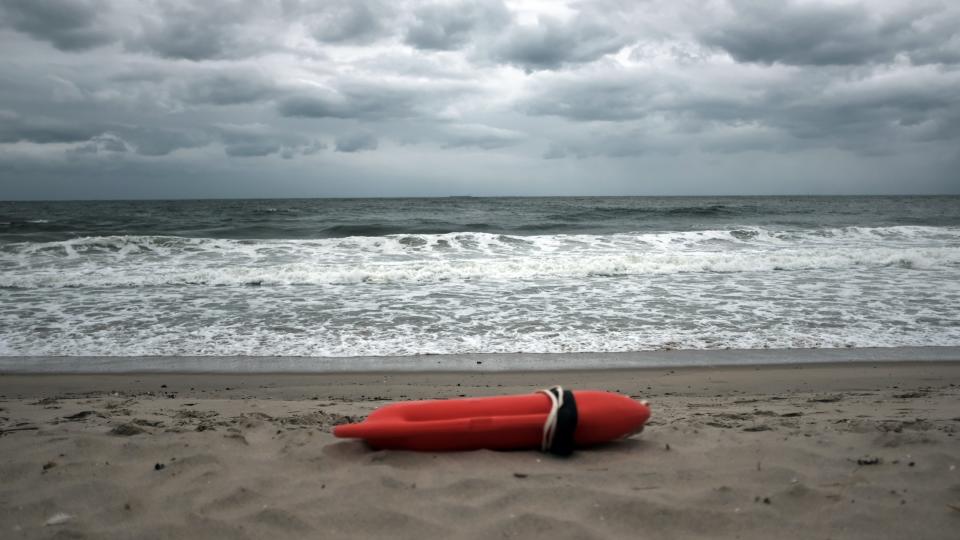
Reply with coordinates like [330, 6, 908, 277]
[4, 193, 959, 203]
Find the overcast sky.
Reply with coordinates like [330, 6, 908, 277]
[1, 0, 958, 199]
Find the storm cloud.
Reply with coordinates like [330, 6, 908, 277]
[404, 0, 509, 50]
[0, 0, 113, 51]
[276, 84, 421, 120]
[303, 0, 390, 45]
[335, 132, 379, 153]
[0, 110, 105, 143]
[489, 15, 634, 72]
[1, 0, 958, 199]
[700, 0, 960, 66]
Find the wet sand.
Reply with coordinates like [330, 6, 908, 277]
[2, 361, 959, 539]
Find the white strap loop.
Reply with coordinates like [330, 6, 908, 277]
[537, 386, 563, 452]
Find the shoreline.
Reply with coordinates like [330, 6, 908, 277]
[0, 360, 958, 400]
[2, 345, 959, 374]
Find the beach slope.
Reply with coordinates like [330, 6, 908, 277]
[1, 361, 959, 539]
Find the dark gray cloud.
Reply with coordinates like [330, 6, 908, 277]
[0, 109, 213, 156]
[523, 60, 960, 156]
[129, 1, 253, 61]
[404, 1, 635, 70]
[224, 141, 281, 157]
[3, 0, 392, 60]
[404, 0, 509, 51]
[489, 15, 633, 72]
[133, 24, 231, 61]
[700, 1, 960, 66]
[281, 140, 325, 159]
[177, 70, 277, 106]
[217, 124, 323, 158]
[96, 64, 281, 112]
[116, 127, 212, 157]
[523, 75, 657, 121]
[294, 0, 390, 44]
[0, 110, 104, 143]
[276, 79, 463, 120]
[0, 0, 113, 51]
[68, 133, 129, 155]
[3, 0, 274, 60]
[277, 92, 389, 120]
[335, 133, 378, 152]
[1, 0, 959, 198]
[277, 93, 401, 120]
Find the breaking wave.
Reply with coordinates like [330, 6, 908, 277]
[1, 226, 957, 289]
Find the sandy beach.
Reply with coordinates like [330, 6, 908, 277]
[2, 360, 959, 539]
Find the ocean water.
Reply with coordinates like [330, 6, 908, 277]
[1, 196, 959, 365]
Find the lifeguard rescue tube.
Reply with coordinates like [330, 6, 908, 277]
[333, 388, 650, 455]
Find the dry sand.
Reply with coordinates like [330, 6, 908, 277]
[1, 361, 959, 539]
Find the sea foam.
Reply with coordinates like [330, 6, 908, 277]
[2, 225, 959, 357]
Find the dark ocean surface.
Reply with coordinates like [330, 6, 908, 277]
[3, 196, 960, 242]
[2, 196, 959, 363]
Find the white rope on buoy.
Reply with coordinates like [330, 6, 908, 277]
[537, 385, 563, 452]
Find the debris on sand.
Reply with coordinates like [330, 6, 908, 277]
[44, 513, 73, 526]
[110, 423, 145, 436]
[132, 418, 164, 428]
[0, 425, 39, 435]
[857, 456, 881, 466]
[62, 410, 102, 421]
[808, 395, 843, 403]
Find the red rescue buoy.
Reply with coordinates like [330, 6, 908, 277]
[333, 389, 650, 453]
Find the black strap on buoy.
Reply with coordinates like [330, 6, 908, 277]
[545, 387, 578, 456]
